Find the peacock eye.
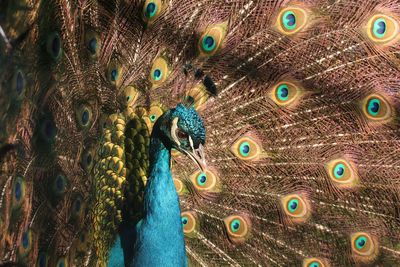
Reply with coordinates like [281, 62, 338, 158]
[198, 22, 228, 56]
[88, 38, 97, 54]
[76, 104, 93, 129]
[177, 129, 188, 140]
[186, 84, 209, 110]
[47, 32, 62, 60]
[287, 198, 299, 213]
[53, 174, 68, 196]
[181, 211, 198, 237]
[72, 196, 83, 215]
[18, 229, 32, 257]
[12, 176, 25, 210]
[85, 31, 101, 57]
[40, 118, 57, 143]
[202, 36, 216, 52]
[143, 0, 163, 22]
[303, 258, 327, 267]
[37, 252, 48, 267]
[325, 158, 358, 187]
[146, 2, 157, 18]
[191, 169, 219, 191]
[282, 11, 296, 30]
[362, 94, 392, 122]
[351, 232, 377, 258]
[152, 68, 162, 81]
[150, 114, 157, 122]
[111, 69, 118, 81]
[107, 61, 123, 86]
[231, 136, 261, 161]
[277, 7, 309, 35]
[281, 194, 311, 223]
[13, 69, 25, 97]
[334, 163, 345, 178]
[366, 14, 399, 44]
[144, 104, 164, 133]
[123, 85, 139, 107]
[271, 81, 302, 106]
[224, 215, 250, 243]
[230, 219, 241, 233]
[56, 258, 67, 267]
[149, 57, 170, 88]
[277, 84, 289, 101]
[239, 142, 250, 157]
[197, 172, 207, 186]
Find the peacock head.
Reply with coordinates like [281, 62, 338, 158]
[156, 103, 206, 171]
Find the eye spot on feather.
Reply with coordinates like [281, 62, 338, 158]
[197, 173, 207, 186]
[18, 229, 32, 257]
[56, 258, 68, 267]
[198, 22, 228, 56]
[46, 32, 62, 60]
[153, 69, 162, 81]
[143, 104, 164, 132]
[303, 258, 328, 267]
[202, 36, 216, 52]
[40, 118, 57, 143]
[37, 252, 48, 267]
[12, 176, 25, 210]
[81, 148, 95, 172]
[53, 174, 68, 196]
[325, 158, 358, 188]
[123, 85, 139, 107]
[361, 94, 392, 122]
[277, 84, 289, 101]
[76, 104, 93, 129]
[277, 7, 308, 35]
[351, 232, 378, 261]
[190, 169, 219, 192]
[77, 231, 90, 252]
[88, 38, 97, 53]
[186, 84, 209, 110]
[143, 0, 162, 23]
[149, 57, 170, 88]
[85, 31, 100, 57]
[13, 69, 25, 98]
[224, 215, 250, 243]
[107, 62, 123, 86]
[270, 81, 302, 106]
[366, 14, 399, 45]
[239, 142, 250, 156]
[111, 69, 118, 81]
[281, 194, 310, 223]
[231, 136, 261, 161]
[181, 211, 198, 237]
[70, 195, 84, 219]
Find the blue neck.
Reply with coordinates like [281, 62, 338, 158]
[109, 125, 187, 267]
[129, 132, 187, 266]
[145, 136, 176, 220]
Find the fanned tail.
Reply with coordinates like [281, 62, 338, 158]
[0, 0, 399, 266]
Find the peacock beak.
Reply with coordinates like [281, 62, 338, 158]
[180, 142, 207, 172]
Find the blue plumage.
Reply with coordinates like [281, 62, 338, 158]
[108, 105, 206, 266]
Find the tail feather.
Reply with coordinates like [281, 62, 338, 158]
[1, 0, 400, 266]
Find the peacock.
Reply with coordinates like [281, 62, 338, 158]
[0, 0, 400, 266]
